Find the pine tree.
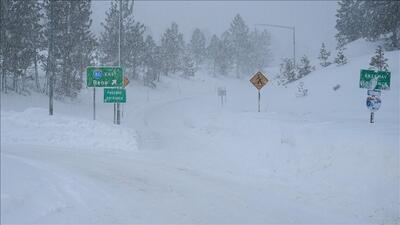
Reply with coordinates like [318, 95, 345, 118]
[1, 0, 44, 94]
[43, 0, 96, 98]
[279, 58, 296, 84]
[160, 22, 185, 75]
[335, 0, 400, 49]
[207, 35, 220, 76]
[318, 42, 331, 67]
[181, 48, 196, 78]
[297, 55, 314, 79]
[334, 47, 348, 66]
[215, 32, 234, 76]
[335, 0, 364, 45]
[363, 1, 400, 49]
[227, 14, 251, 78]
[369, 45, 389, 71]
[189, 28, 206, 67]
[99, 0, 145, 80]
[248, 28, 272, 71]
[143, 35, 159, 87]
[0, 0, 8, 93]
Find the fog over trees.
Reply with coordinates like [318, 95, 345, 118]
[1, 0, 398, 97]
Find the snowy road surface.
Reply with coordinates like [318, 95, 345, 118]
[1, 50, 399, 223]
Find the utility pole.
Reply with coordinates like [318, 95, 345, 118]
[116, 0, 122, 125]
[255, 23, 296, 66]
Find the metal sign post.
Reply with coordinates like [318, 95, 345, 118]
[93, 88, 96, 120]
[360, 69, 389, 123]
[258, 90, 261, 112]
[250, 71, 269, 112]
[217, 87, 227, 107]
[366, 94, 381, 123]
[87, 66, 123, 124]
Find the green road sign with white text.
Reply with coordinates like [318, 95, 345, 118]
[359, 69, 391, 90]
[87, 67, 123, 87]
[104, 88, 126, 103]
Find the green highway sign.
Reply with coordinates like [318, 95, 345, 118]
[87, 66, 123, 87]
[104, 88, 126, 103]
[359, 69, 391, 90]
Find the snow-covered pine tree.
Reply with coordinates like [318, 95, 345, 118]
[363, 1, 400, 50]
[72, 0, 97, 90]
[334, 47, 348, 66]
[99, 0, 145, 80]
[43, 0, 96, 98]
[26, 0, 45, 92]
[248, 28, 272, 71]
[335, 0, 400, 50]
[215, 32, 234, 76]
[160, 22, 185, 76]
[369, 45, 389, 71]
[189, 28, 206, 67]
[143, 35, 158, 87]
[207, 35, 220, 76]
[297, 55, 314, 79]
[227, 14, 251, 78]
[335, 0, 364, 45]
[125, 20, 145, 80]
[1, 0, 43, 94]
[279, 58, 296, 84]
[0, 0, 7, 93]
[181, 48, 196, 78]
[318, 42, 331, 67]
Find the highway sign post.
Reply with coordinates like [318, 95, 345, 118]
[250, 71, 269, 112]
[87, 66, 123, 87]
[87, 66, 124, 122]
[359, 69, 391, 90]
[360, 69, 390, 123]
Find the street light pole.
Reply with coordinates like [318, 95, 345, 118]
[116, 0, 122, 125]
[255, 23, 296, 66]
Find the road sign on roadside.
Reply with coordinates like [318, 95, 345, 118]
[104, 88, 126, 103]
[123, 76, 129, 87]
[250, 71, 268, 90]
[249, 71, 269, 112]
[367, 89, 381, 96]
[217, 87, 226, 96]
[87, 66, 123, 87]
[359, 69, 391, 90]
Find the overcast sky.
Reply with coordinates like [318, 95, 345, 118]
[91, 0, 338, 65]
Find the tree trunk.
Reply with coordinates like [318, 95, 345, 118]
[392, 27, 399, 49]
[34, 52, 40, 91]
[13, 71, 17, 92]
[2, 66, 6, 93]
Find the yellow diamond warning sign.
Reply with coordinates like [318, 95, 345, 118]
[250, 71, 268, 90]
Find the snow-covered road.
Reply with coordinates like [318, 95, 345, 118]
[1, 50, 399, 223]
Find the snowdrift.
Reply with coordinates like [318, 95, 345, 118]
[1, 108, 138, 152]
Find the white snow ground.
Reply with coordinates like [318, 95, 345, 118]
[1, 42, 399, 224]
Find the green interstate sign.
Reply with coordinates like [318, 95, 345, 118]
[104, 88, 126, 103]
[87, 66, 123, 87]
[359, 69, 391, 90]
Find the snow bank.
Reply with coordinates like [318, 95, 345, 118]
[1, 108, 138, 151]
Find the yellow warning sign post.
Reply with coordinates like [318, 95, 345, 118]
[250, 71, 269, 112]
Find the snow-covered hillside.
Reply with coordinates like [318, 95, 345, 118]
[1, 43, 399, 223]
